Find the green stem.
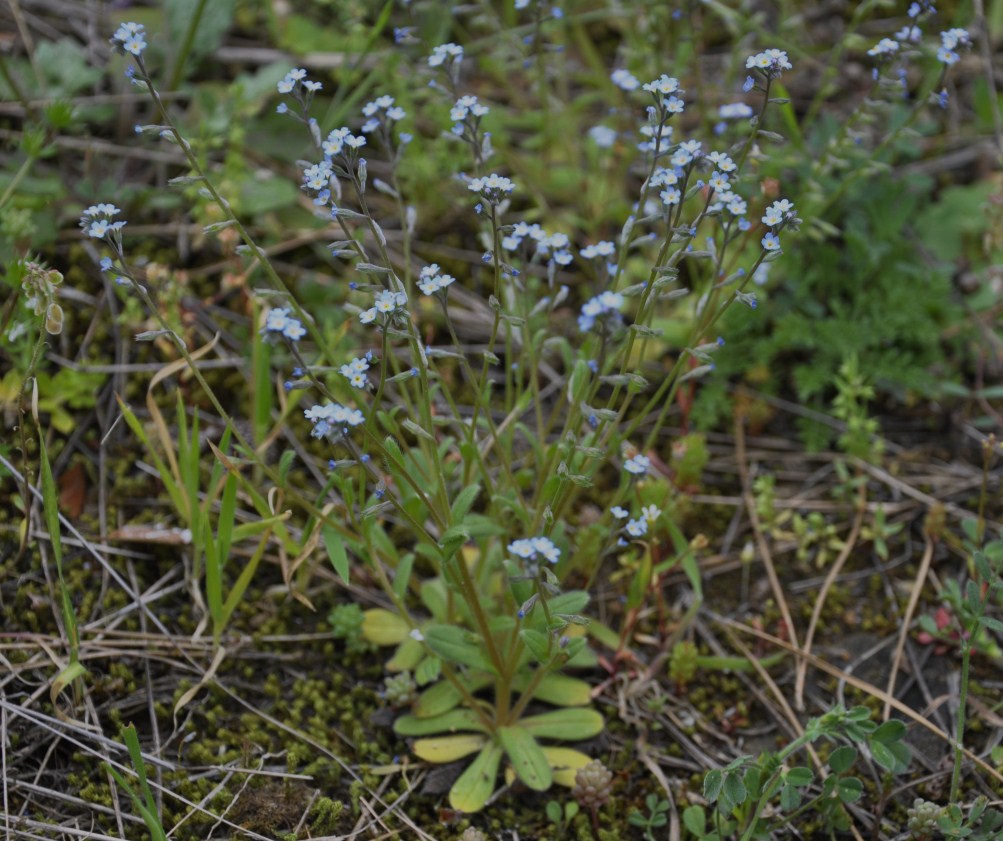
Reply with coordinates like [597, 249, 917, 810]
[166, 0, 210, 91]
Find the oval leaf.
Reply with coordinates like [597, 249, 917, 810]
[394, 709, 488, 737]
[414, 674, 492, 718]
[520, 708, 604, 740]
[540, 747, 593, 787]
[424, 624, 496, 673]
[514, 672, 592, 707]
[498, 726, 552, 791]
[413, 733, 487, 764]
[361, 609, 409, 646]
[449, 742, 502, 813]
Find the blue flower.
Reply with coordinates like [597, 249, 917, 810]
[625, 518, 648, 537]
[428, 42, 463, 67]
[624, 454, 650, 475]
[80, 204, 126, 239]
[468, 173, 515, 203]
[761, 232, 781, 251]
[611, 68, 640, 91]
[111, 22, 147, 57]
[743, 75, 756, 93]
[746, 49, 792, 80]
[262, 307, 307, 342]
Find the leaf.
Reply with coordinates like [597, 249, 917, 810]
[836, 776, 863, 804]
[394, 709, 487, 737]
[413, 734, 487, 764]
[827, 745, 857, 774]
[520, 708, 604, 741]
[414, 675, 492, 718]
[785, 766, 814, 787]
[520, 629, 552, 664]
[450, 485, 481, 523]
[513, 672, 591, 707]
[704, 769, 724, 802]
[386, 637, 423, 672]
[682, 805, 706, 835]
[498, 726, 552, 791]
[539, 747, 592, 787]
[57, 463, 87, 519]
[449, 742, 502, 813]
[424, 624, 496, 673]
[722, 772, 747, 811]
[360, 608, 409, 646]
[322, 527, 350, 585]
[871, 719, 907, 745]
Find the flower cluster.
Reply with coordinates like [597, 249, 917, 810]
[501, 223, 573, 267]
[361, 95, 406, 134]
[578, 290, 624, 332]
[624, 454, 650, 475]
[745, 49, 792, 85]
[261, 307, 307, 342]
[110, 22, 147, 57]
[359, 289, 408, 324]
[428, 42, 463, 67]
[304, 402, 364, 438]
[508, 536, 561, 564]
[80, 204, 126, 240]
[468, 173, 515, 204]
[580, 241, 616, 261]
[937, 28, 971, 65]
[760, 198, 797, 252]
[340, 356, 371, 389]
[323, 127, 367, 159]
[451, 95, 489, 128]
[611, 68, 640, 91]
[418, 264, 456, 296]
[275, 68, 323, 117]
[612, 504, 662, 541]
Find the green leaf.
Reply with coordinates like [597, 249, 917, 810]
[513, 672, 591, 707]
[721, 772, 747, 811]
[704, 769, 724, 802]
[498, 726, 552, 791]
[424, 625, 496, 673]
[450, 484, 481, 523]
[871, 719, 906, 745]
[869, 739, 910, 773]
[414, 654, 441, 685]
[414, 674, 492, 718]
[682, 805, 706, 835]
[520, 708, 604, 740]
[827, 745, 857, 774]
[779, 783, 801, 812]
[836, 776, 863, 804]
[520, 629, 552, 664]
[360, 608, 409, 646]
[980, 616, 1003, 634]
[449, 742, 502, 813]
[322, 527, 350, 585]
[394, 709, 487, 736]
[386, 637, 423, 672]
[784, 766, 813, 787]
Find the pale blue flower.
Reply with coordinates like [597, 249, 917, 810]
[624, 454, 650, 475]
[612, 506, 629, 519]
[626, 518, 648, 537]
[429, 42, 463, 67]
[588, 125, 617, 148]
[761, 232, 781, 251]
[611, 68, 640, 91]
